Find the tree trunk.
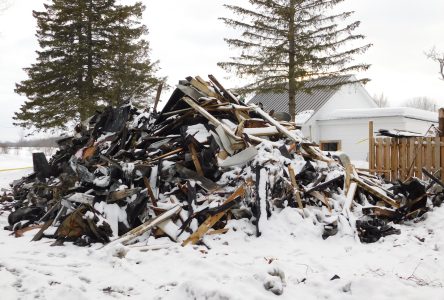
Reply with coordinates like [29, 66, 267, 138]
[76, 16, 86, 121]
[85, 0, 94, 119]
[288, 0, 296, 121]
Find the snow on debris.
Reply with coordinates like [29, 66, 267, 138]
[1, 76, 444, 299]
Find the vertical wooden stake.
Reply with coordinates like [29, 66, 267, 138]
[143, 176, 158, 207]
[153, 82, 163, 112]
[188, 144, 204, 177]
[439, 108, 444, 137]
[369, 121, 374, 174]
[288, 165, 303, 210]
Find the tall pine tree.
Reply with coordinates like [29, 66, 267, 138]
[219, 0, 371, 120]
[14, 0, 160, 131]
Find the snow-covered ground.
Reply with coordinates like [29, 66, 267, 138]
[1, 151, 444, 300]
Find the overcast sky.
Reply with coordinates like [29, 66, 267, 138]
[1, 0, 444, 141]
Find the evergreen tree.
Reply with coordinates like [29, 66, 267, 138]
[14, 0, 160, 131]
[219, 0, 371, 119]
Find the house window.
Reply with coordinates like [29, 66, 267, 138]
[320, 140, 341, 152]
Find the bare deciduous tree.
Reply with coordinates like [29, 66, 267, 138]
[373, 93, 389, 107]
[426, 47, 444, 80]
[403, 97, 437, 112]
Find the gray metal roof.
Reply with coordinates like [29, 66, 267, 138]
[248, 75, 353, 115]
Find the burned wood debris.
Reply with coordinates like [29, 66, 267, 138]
[1, 75, 439, 247]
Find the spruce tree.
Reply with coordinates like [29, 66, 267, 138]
[14, 0, 160, 131]
[219, 0, 371, 120]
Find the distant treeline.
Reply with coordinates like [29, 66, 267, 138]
[0, 137, 59, 148]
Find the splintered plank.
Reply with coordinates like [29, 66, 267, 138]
[188, 144, 204, 176]
[208, 74, 240, 104]
[188, 77, 218, 98]
[288, 165, 303, 209]
[31, 219, 54, 242]
[176, 164, 220, 192]
[352, 174, 400, 208]
[153, 82, 163, 112]
[182, 97, 244, 144]
[343, 182, 357, 213]
[362, 206, 398, 219]
[182, 185, 245, 246]
[143, 176, 158, 207]
[104, 204, 182, 248]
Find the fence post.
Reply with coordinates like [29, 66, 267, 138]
[439, 108, 444, 137]
[369, 121, 374, 173]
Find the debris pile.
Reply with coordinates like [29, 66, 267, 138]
[1, 75, 437, 247]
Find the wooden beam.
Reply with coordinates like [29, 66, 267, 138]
[188, 143, 204, 176]
[182, 97, 243, 143]
[288, 165, 303, 210]
[182, 185, 245, 246]
[208, 74, 240, 104]
[143, 176, 158, 207]
[351, 175, 400, 208]
[104, 204, 181, 248]
[189, 77, 218, 98]
[153, 82, 163, 112]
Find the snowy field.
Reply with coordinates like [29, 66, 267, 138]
[1, 150, 444, 299]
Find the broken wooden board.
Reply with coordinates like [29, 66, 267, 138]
[208, 74, 240, 104]
[107, 188, 141, 204]
[288, 165, 304, 209]
[362, 206, 399, 219]
[188, 143, 204, 176]
[352, 176, 400, 208]
[251, 104, 302, 143]
[182, 185, 245, 246]
[182, 97, 245, 148]
[31, 219, 54, 242]
[187, 76, 219, 98]
[104, 204, 182, 247]
[143, 176, 158, 207]
[64, 193, 95, 205]
[304, 175, 344, 194]
[343, 182, 357, 213]
[175, 164, 220, 192]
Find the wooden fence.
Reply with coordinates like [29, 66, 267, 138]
[369, 122, 444, 182]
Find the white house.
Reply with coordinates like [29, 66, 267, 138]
[248, 76, 438, 161]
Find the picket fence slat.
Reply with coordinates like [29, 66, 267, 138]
[371, 135, 444, 181]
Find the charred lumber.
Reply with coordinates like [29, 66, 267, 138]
[182, 185, 245, 246]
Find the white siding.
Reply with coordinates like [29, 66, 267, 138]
[302, 83, 377, 141]
[316, 117, 437, 161]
